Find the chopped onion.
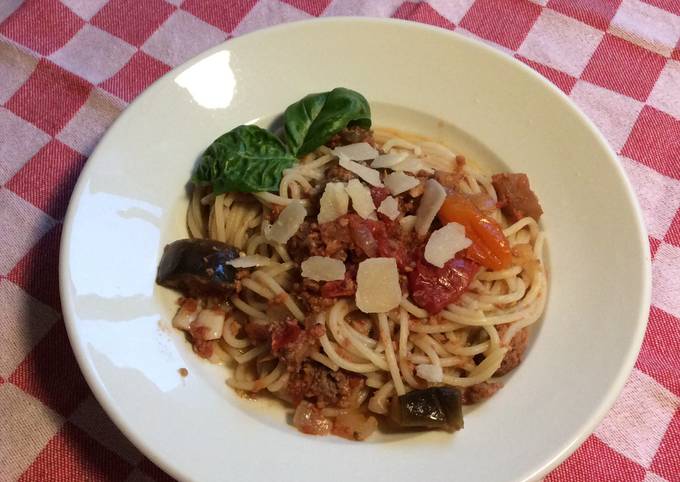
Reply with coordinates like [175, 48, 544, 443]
[194, 308, 225, 340]
[318, 182, 349, 224]
[332, 142, 379, 161]
[301, 256, 346, 281]
[355, 258, 401, 313]
[415, 179, 446, 236]
[267, 200, 307, 244]
[384, 172, 420, 195]
[371, 151, 409, 169]
[346, 179, 376, 219]
[338, 155, 383, 187]
[399, 215, 417, 232]
[226, 254, 272, 268]
[424, 222, 472, 268]
[377, 196, 400, 221]
[172, 299, 199, 330]
[416, 364, 443, 383]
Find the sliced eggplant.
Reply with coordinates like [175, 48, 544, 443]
[156, 239, 240, 297]
[389, 387, 463, 432]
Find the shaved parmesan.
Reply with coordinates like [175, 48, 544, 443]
[384, 172, 420, 195]
[424, 222, 472, 268]
[318, 182, 349, 224]
[382, 138, 422, 155]
[355, 258, 401, 313]
[301, 256, 346, 281]
[338, 155, 383, 187]
[267, 200, 307, 244]
[416, 364, 443, 383]
[371, 151, 409, 169]
[346, 179, 376, 219]
[399, 215, 417, 232]
[415, 180, 446, 236]
[332, 142, 379, 161]
[392, 155, 434, 175]
[377, 196, 400, 221]
[226, 255, 272, 268]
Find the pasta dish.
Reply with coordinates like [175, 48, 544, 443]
[156, 88, 547, 439]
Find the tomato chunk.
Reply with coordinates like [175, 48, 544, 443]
[408, 251, 479, 315]
[438, 193, 512, 271]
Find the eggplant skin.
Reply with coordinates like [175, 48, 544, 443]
[156, 239, 240, 297]
[390, 387, 464, 432]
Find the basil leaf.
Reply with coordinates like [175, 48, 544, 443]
[284, 87, 371, 156]
[193, 125, 297, 193]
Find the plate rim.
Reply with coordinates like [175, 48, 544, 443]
[59, 16, 651, 482]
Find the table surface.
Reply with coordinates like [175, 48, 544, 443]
[1, 1, 679, 481]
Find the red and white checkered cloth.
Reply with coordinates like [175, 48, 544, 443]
[0, 0, 678, 480]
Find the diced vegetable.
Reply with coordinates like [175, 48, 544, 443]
[415, 179, 446, 236]
[172, 298, 199, 330]
[424, 222, 472, 268]
[226, 255, 272, 268]
[355, 258, 401, 313]
[318, 182, 349, 223]
[293, 401, 333, 435]
[377, 196, 400, 221]
[346, 179, 376, 219]
[416, 364, 443, 383]
[156, 239, 240, 297]
[193, 308, 226, 340]
[389, 387, 464, 431]
[332, 142, 379, 161]
[408, 250, 479, 314]
[438, 193, 512, 271]
[338, 155, 383, 187]
[383, 172, 420, 195]
[268, 200, 307, 244]
[301, 256, 346, 281]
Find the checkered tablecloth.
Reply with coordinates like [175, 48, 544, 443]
[0, 0, 678, 481]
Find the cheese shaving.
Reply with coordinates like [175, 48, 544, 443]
[301, 256, 346, 281]
[377, 196, 400, 221]
[424, 222, 472, 268]
[346, 179, 376, 219]
[338, 155, 383, 187]
[226, 255, 273, 268]
[318, 182, 349, 224]
[399, 215, 417, 232]
[415, 179, 446, 236]
[371, 151, 409, 169]
[384, 172, 420, 195]
[355, 258, 401, 313]
[267, 200, 307, 244]
[391, 155, 434, 175]
[332, 142, 379, 161]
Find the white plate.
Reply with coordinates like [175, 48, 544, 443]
[60, 18, 650, 482]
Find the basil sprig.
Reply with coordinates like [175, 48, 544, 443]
[193, 88, 371, 193]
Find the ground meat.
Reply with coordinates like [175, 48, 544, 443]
[295, 278, 338, 313]
[243, 320, 270, 344]
[370, 186, 391, 206]
[492, 173, 543, 222]
[325, 164, 357, 183]
[287, 221, 325, 264]
[325, 126, 375, 149]
[319, 216, 353, 260]
[435, 156, 466, 191]
[188, 326, 215, 359]
[268, 204, 285, 222]
[494, 325, 529, 376]
[271, 318, 325, 371]
[461, 382, 502, 405]
[286, 362, 362, 408]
